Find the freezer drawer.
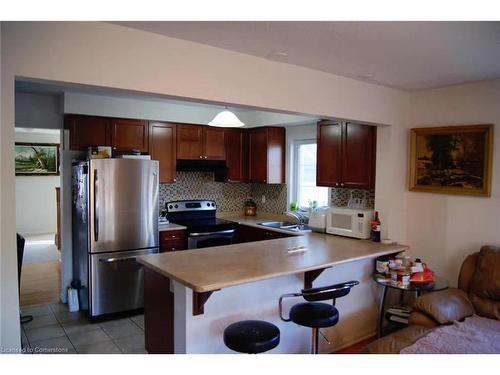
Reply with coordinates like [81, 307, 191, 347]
[89, 248, 159, 317]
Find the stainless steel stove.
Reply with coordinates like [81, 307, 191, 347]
[165, 200, 237, 249]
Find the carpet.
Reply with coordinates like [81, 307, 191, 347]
[400, 315, 500, 354]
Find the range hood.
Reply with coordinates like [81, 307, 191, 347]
[176, 160, 228, 182]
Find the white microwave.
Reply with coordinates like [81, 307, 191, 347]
[325, 207, 374, 239]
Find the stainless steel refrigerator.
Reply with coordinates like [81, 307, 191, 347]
[72, 158, 159, 317]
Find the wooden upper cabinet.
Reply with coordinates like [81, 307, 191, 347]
[67, 115, 110, 151]
[176, 124, 226, 160]
[203, 127, 226, 160]
[316, 121, 342, 187]
[316, 120, 376, 189]
[342, 122, 376, 189]
[111, 118, 149, 153]
[177, 124, 204, 160]
[249, 127, 285, 184]
[149, 122, 177, 184]
[225, 129, 248, 182]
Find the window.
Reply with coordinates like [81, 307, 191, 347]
[291, 140, 329, 209]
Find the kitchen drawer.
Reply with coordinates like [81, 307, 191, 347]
[160, 230, 185, 241]
[160, 230, 186, 252]
[160, 240, 186, 252]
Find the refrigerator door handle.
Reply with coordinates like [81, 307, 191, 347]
[94, 169, 99, 242]
[99, 257, 137, 263]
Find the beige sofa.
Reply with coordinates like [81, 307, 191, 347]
[363, 245, 500, 353]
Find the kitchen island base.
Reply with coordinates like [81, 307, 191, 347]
[144, 257, 383, 354]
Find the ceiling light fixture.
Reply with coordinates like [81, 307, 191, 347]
[208, 108, 245, 128]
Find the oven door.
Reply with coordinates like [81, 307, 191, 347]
[188, 229, 236, 249]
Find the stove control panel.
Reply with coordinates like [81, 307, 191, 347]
[166, 200, 217, 212]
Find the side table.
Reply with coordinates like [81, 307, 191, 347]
[373, 274, 448, 338]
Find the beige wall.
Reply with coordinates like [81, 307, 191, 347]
[405, 79, 500, 285]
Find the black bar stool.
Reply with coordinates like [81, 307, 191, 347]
[223, 320, 280, 354]
[279, 280, 359, 354]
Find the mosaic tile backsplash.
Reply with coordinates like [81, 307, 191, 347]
[159, 171, 374, 214]
[159, 171, 288, 213]
[330, 188, 375, 209]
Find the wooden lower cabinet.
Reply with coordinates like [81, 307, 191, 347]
[144, 268, 174, 353]
[234, 225, 292, 243]
[159, 230, 186, 252]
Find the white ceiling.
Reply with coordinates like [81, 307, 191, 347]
[112, 21, 500, 91]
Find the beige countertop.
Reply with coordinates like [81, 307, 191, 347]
[138, 231, 408, 293]
[159, 222, 187, 232]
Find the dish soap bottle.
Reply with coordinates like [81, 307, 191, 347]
[371, 211, 381, 242]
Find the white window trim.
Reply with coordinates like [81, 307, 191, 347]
[290, 139, 330, 211]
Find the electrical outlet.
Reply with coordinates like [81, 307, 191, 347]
[261, 195, 266, 204]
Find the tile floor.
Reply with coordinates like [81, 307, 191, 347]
[20, 303, 146, 354]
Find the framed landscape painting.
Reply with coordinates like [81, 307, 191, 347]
[409, 124, 493, 197]
[15, 143, 60, 176]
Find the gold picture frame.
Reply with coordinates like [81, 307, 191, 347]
[409, 124, 493, 197]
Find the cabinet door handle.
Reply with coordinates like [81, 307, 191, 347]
[335, 182, 339, 187]
[204, 156, 208, 159]
[199, 155, 203, 159]
[340, 183, 344, 187]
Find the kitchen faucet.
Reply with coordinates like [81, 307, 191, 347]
[285, 211, 308, 227]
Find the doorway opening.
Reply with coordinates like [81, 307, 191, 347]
[15, 126, 62, 308]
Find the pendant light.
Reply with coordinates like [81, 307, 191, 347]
[208, 108, 245, 128]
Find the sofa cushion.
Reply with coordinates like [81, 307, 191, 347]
[412, 288, 474, 324]
[469, 245, 500, 319]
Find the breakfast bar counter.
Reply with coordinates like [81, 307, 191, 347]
[138, 233, 407, 293]
[137, 231, 408, 354]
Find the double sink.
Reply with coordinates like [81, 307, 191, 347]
[258, 221, 312, 234]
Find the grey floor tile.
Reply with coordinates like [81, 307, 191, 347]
[54, 310, 87, 324]
[130, 314, 145, 330]
[62, 320, 101, 336]
[100, 318, 143, 340]
[75, 340, 121, 354]
[30, 336, 76, 354]
[22, 314, 58, 330]
[49, 302, 69, 314]
[68, 328, 110, 350]
[24, 324, 66, 343]
[114, 334, 146, 354]
[21, 305, 53, 317]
